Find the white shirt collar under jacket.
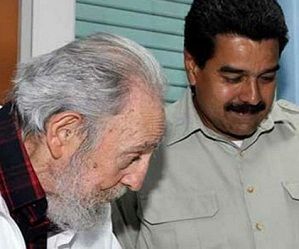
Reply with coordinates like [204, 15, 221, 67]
[47, 203, 122, 249]
[0, 194, 122, 249]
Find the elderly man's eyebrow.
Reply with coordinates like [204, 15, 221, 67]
[131, 141, 159, 152]
[123, 141, 161, 155]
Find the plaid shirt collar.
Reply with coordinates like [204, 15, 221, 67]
[0, 102, 49, 248]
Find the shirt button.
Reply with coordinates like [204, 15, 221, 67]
[255, 222, 264, 231]
[247, 186, 255, 193]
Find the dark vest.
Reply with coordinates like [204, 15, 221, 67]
[0, 103, 49, 248]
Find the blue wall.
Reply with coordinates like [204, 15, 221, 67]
[277, 0, 299, 103]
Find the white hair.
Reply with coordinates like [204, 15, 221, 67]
[10, 32, 165, 147]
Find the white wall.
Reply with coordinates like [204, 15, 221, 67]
[19, 0, 75, 62]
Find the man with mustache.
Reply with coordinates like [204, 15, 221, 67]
[113, 0, 299, 248]
[0, 33, 165, 248]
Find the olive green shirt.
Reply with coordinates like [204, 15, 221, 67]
[113, 89, 299, 249]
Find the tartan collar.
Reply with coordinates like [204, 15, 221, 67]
[0, 102, 46, 210]
[0, 102, 49, 247]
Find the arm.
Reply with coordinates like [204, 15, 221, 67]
[112, 190, 140, 249]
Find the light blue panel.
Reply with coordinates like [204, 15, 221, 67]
[77, 0, 190, 19]
[76, 21, 183, 52]
[76, 3, 184, 36]
[163, 0, 192, 4]
[165, 85, 187, 103]
[277, 0, 299, 104]
[76, 22, 185, 70]
[76, 0, 189, 103]
[150, 48, 184, 70]
[164, 68, 188, 87]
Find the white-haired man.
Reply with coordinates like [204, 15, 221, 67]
[0, 33, 165, 249]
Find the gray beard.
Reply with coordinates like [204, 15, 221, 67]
[46, 150, 127, 231]
[46, 193, 109, 231]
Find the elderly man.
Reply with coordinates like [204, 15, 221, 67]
[0, 33, 165, 248]
[113, 0, 299, 249]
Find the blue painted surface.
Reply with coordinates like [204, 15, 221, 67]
[277, 0, 299, 103]
[75, 0, 188, 103]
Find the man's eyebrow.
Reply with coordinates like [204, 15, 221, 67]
[218, 64, 280, 75]
[120, 142, 160, 157]
[134, 142, 159, 151]
[128, 141, 160, 153]
[260, 64, 280, 74]
[218, 65, 245, 74]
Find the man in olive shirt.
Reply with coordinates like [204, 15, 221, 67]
[113, 0, 299, 248]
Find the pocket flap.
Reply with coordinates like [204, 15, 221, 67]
[138, 191, 219, 224]
[282, 181, 299, 200]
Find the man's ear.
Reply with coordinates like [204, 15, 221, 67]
[45, 112, 83, 159]
[184, 50, 200, 86]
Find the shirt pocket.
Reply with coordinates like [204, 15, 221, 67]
[282, 181, 299, 200]
[281, 181, 299, 243]
[137, 191, 220, 249]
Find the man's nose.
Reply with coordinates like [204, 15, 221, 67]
[239, 78, 262, 105]
[121, 158, 150, 191]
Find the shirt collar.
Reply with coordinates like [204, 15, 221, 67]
[165, 88, 296, 146]
[0, 102, 46, 210]
[0, 102, 49, 246]
[262, 99, 298, 131]
[165, 88, 204, 145]
[47, 204, 121, 249]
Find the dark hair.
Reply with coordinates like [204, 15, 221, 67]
[184, 0, 289, 68]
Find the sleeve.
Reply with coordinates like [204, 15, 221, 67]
[111, 190, 140, 249]
[0, 195, 26, 249]
[0, 212, 26, 249]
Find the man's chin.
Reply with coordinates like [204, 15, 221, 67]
[46, 185, 128, 231]
[105, 186, 128, 202]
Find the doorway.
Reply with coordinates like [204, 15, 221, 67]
[0, 0, 19, 104]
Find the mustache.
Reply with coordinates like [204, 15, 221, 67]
[225, 101, 266, 114]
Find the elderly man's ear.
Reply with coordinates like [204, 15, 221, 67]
[45, 112, 83, 159]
